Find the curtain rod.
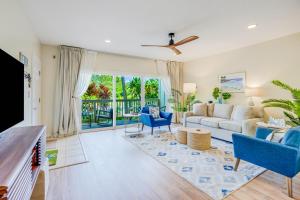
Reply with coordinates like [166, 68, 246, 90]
[59, 45, 169, 62]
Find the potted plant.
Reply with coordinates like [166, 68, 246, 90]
[262, 80, 300, 127]
[212, 87, 232, 103]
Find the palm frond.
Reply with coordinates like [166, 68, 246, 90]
[286, 120, 299, 127]
[291, 89, 300, 100]
[272, 80, 293, 91]
[263, 102, 293, 112]
[283, 111, 300, 126]
[262, 99, 295, 107]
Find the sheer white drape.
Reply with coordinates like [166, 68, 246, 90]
[167, 61, 183, 123]
[155, 60, 172, 112]
[73, 50, 97, 132]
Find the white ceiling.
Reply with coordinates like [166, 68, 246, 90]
[19, 0, 300, 61]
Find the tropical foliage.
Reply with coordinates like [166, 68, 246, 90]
[82, 75, 160, 100]
[168, 89, 200, 112]
[262, 80, 300, 127]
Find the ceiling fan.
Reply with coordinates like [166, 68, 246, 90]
[141, 33, 199, 55]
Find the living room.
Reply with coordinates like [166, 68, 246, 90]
[1, 0, 300, 200]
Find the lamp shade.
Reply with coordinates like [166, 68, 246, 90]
[183, 83, 197, 93]
[245, 87, 262, 97]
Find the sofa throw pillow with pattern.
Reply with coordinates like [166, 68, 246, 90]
[149, 106, 160, 118]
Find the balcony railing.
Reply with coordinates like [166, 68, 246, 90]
[81, 98, 160, 130]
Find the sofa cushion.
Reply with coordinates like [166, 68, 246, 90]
[231, 105, 253, 122]
[201, 117, 226, 128]
[207, 103, 214, 117]
[186, 116, 204, 124]
[213, 104, 234, 119]
[219, 120, 242, 132]
[192, 103, 207, 116]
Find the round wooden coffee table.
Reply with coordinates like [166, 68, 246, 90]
[175, 127, 189, 144]
[187, 129, 211, 150]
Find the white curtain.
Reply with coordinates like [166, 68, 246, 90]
[73, 50, 97, 132]
[53, 46, 83, 137]
[155, 60, 172, 112]
[167, 61, 183, 123]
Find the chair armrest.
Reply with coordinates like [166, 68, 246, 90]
[232, 133, 300, 177]
[242, 118, 263, 136]
[183, 112, 194, 127]
[183, 111, 194, 118]
[140, 113, 154, 126]
[255, 127, 273, 139]
[160, 111, 173, 121]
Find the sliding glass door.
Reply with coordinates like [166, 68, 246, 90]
[81, 74, 113, 130]
[81, 74, 165, 131]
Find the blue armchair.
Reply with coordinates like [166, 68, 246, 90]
[140, 106, 173, 135]
[232, 127, 300, 198]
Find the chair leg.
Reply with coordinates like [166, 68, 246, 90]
[287, 177, 293, 198]
[168, 125, 171, 133]
[151, 127, 154, 135]
[234, 158, 240, 171]
[141, 124, 144, 131]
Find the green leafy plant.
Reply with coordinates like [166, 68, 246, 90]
[222, 92, 232, 100]
[168, 89, 187, 112]
[262, 80, 300, 127]
[212, 87, 221, 100]
[212, 87, 232, 101]
[168, 89, 201, 112]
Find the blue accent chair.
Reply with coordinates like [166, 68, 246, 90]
[140, 106, 173, 135]
[232, 126, 300, 198]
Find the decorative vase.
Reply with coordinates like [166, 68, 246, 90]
[217, 97, 223, 104]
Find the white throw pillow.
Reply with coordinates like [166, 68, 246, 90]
[231, 105, 253, 122]
[213, 104, 234, 119]
[149, 106, 160, 118]
[265, 131, 286, 143]
[192, 103, 208, 116]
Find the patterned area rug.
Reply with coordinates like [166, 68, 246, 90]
[124, 132, 265, 200]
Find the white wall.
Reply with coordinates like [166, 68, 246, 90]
[41, 44, 160, 135]
[0, 0, 41, 127]
[184, 32, 300, 119]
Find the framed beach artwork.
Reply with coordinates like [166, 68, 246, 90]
[219, 72, 246, 93]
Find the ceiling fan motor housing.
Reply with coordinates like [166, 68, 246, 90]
[169, 33, 175, 45]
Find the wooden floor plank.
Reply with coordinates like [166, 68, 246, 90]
[47, 128, 300, 200]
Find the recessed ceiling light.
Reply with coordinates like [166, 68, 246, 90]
[105, 39, 111, 43]
[247, 24, 257, 29]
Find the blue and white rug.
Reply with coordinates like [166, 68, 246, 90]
[124, 132, 265, 200]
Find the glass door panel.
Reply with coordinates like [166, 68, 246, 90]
[116, 76, 141, 126]
[81, 74, 113, 130]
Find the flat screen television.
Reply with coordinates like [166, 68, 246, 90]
[0, 49, 24, 133]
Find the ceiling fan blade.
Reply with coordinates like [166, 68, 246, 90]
[141, 45, 168, 47]
[169, 47, 181, 55]
[173, 36, 199, 46]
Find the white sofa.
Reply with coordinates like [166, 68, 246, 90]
[184, 103, 264, 142]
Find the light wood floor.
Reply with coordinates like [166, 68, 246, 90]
[47, 128, 300, 200]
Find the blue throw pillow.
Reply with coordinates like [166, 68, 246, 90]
[281, 127, 300, 149]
